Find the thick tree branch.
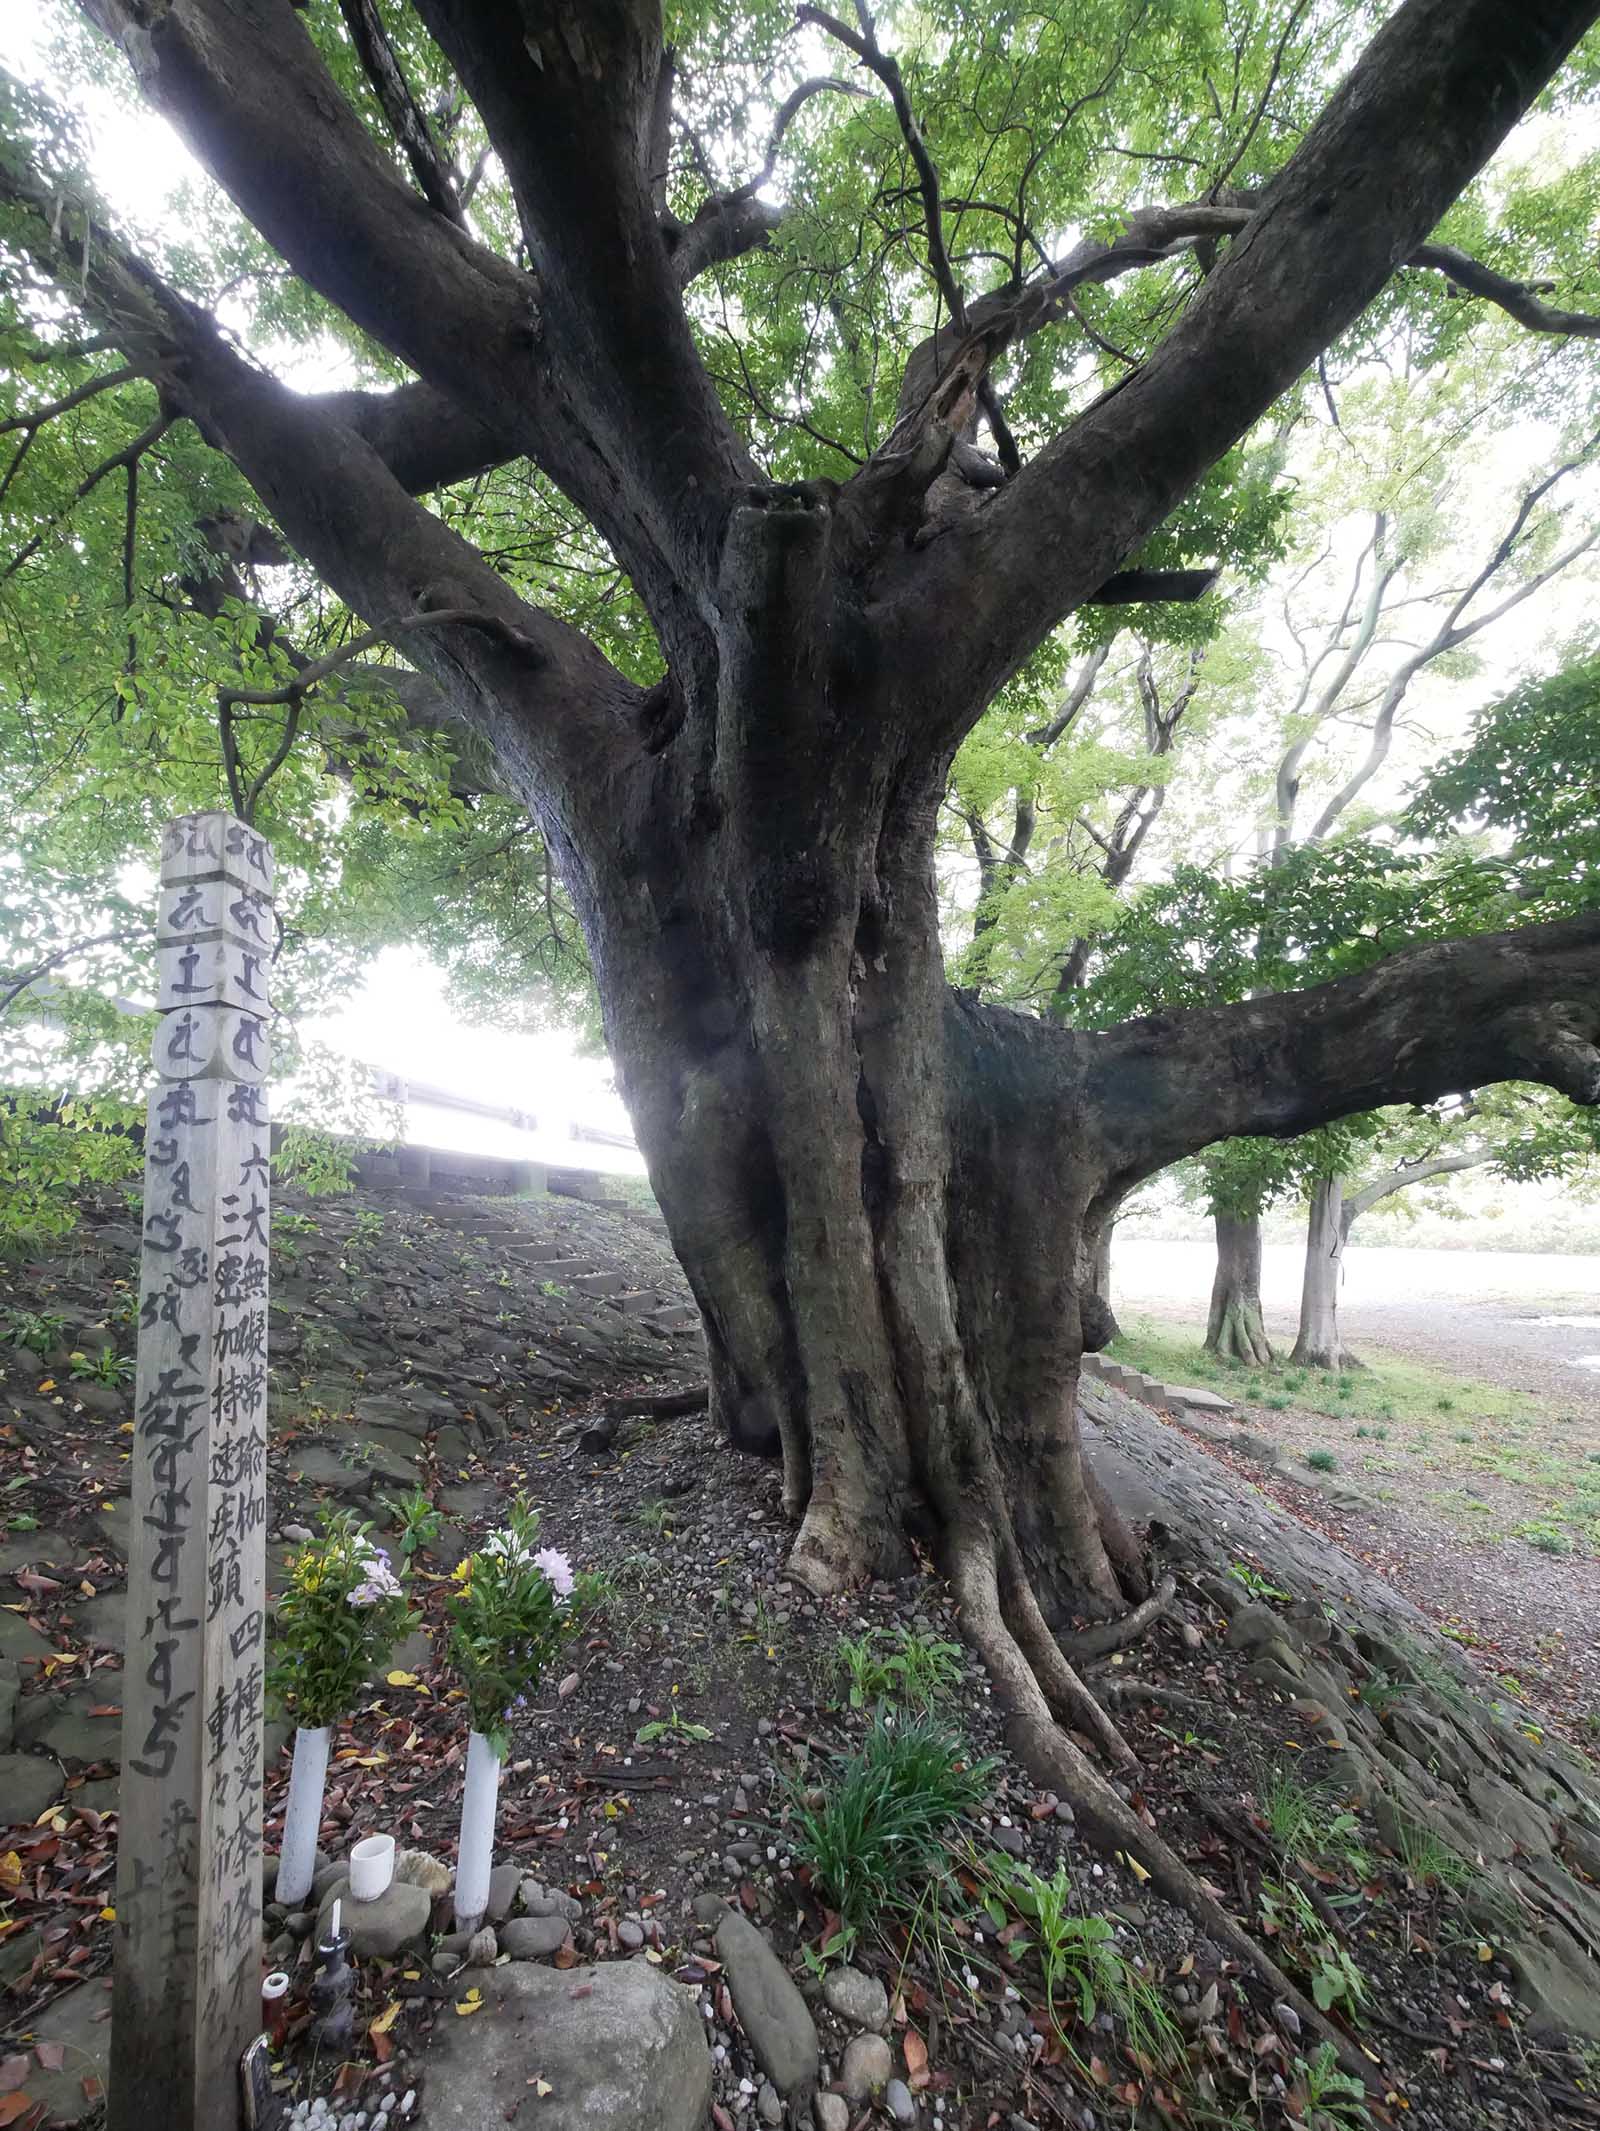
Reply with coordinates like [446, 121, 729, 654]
[1082, 914, 1600, 1191]
[408, 0, 758, 605]
[881, 0, 1600, 731]
[1342, 1148, 1491, 1226]
[69, 0, 716, 639]
[335, 0, 464, 224]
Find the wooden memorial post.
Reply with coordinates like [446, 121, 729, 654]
[111, 811, 274, 2131]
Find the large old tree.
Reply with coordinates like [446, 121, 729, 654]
[6, 0, 1600, 1983]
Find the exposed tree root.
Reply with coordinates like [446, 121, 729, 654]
[1099, 1679, 1220, 1720]
[947, 1530, 1377, 2087]
[604, 1384, 710, 1421]
[1205, 1299, 1275, 1367]
[572, 1382, 710, 1452]
[1061, 1574, 1176, 1663]
[1001, 1559, 1139, 1771]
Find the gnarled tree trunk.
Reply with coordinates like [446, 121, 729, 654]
[585, 503, 1144, 1633]
[1290, 1174, 1357, 1370]
[1205, 1212, 1275, 1365]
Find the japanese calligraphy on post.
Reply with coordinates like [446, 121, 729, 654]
[111, 812, 274, 2131]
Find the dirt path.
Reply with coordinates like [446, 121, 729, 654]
[1109, 1241, 1600, 1725]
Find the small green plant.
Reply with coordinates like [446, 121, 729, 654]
[1259, 1773, 1370, 1876]
[785, 1710, 994, 1956]
[636, 1698, 714, 1745]
[1306, 1448, 1338, 1473]
[268, 1511, 414, 1727]
[540, 1280, 567, 1299]
[636, 1498, 672, 1534]
[389, 1484, 444, 1565]
[1264, 1392, 1292, 1411]
[2, 1309, 68, 1354]
[1226, 1561, 1290, 1603]
[979, 1855, 1177, 2063]
[1291, 2043, 1371, 2131]
[1435, 1396, 1455, 1413]
[1259, 1878, 1367, 2016]
[275, 1210, 317, 1236]
[68, 1345, 136, 1388]
[1520, 1520, 1573, 1555]
[350, 1208, 386, 1246]
[835, 1627, 964, 1711]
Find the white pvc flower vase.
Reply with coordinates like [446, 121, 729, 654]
[349, 1834, 396, 1902]
[453, 1729, 501, 1933]
[277, 1725, 331, 1908]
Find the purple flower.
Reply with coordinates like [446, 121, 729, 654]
[533, 1547, 575, 1599]
[347, 1554, 402, 1607]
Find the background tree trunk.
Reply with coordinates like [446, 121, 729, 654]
[1205, 1212, 1275, 1364]
[1290, 1175, 1355, 1370]
[1081, 1218, 1120, 1349]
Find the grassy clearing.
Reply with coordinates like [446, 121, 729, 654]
[1109, 1314, 1600, 1557]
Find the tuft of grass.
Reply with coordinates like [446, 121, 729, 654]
[835, 1626, 964, 1711]
[1306, 1447, 1338, 1472]
[1520, 1521, 1574, 1555]
[1259, 1878, 1368, 2017]
[785, 1710, 993, 1954]
[1391, 1814, 1475, 1893]
[1259, 1772, 1370, 1876]
[1264, 1392, 1292, 1412]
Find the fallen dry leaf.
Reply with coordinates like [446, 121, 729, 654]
[904, 2028, 930, 2090]
[32, 2048, 61, 2076]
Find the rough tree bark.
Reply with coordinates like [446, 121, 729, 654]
[14, 0, 1600, 2007]
[1206, 1211, 1276, 1365]
[1290, 1176, 1348, 1370]
[1290, 1152, 1492, 1369]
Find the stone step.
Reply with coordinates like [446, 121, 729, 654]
[571, 1271, 626, 1297]
[1163, 1383, 1236, 1418]
[612, 1291, 660, 1317]
[648, 1304, 700, 1333]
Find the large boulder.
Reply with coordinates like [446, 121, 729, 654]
[423, 1960, 711, 2131]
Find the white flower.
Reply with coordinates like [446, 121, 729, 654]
[533, 1547, 575, 1599]
[346, 1554, 402, 1607]
[481, 1529, 533, 1570]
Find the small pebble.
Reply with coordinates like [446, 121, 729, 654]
[885, 2078, 916, 2125]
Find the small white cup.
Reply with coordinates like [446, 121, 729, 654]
[348, 1834, 396, 1902]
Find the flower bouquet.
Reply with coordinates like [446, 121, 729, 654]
[267, 1511, 413, 1906]
[446, 1498, 594, 1930]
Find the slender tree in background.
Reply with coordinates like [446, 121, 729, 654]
[6, 2, 1600, 1962]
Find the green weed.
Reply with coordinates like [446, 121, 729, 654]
[1306, 1448, 1338, 1473]
[978, 1855, 1178, 2064]
[68, 1345, 134, 1388]
[2, 1309, 67, 1353]
[835, 1627, 964, 1711]
[785, 1711, 993, 1956]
